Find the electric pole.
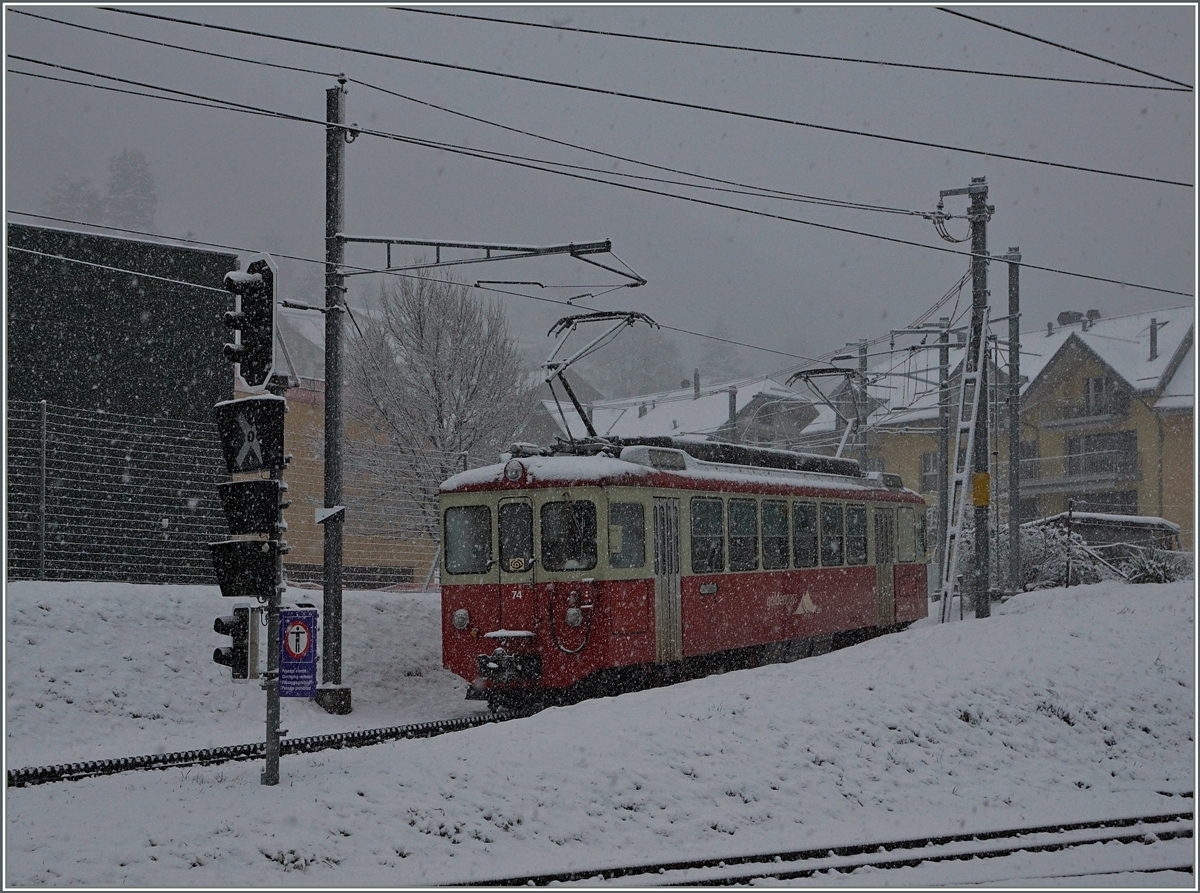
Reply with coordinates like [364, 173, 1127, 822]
[320, 78, 351, 714]
[1004, 248, 1022, 595]
[936, 317, 950, 595]
[966, 178, 993, 619]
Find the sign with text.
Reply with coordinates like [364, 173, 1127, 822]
[278, 607, 318, 698]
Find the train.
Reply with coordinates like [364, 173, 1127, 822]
[439, 436, 929, 709]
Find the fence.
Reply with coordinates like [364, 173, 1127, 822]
[7, 400, 494, 588]
[7, 401, 228, 584]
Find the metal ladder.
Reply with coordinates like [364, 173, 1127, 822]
[938, 310, 989, 622]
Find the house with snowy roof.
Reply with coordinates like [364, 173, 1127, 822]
[1015, 304, 1193, 545]
[826, 305, 1194, 548]
[542, 374, 818, 449]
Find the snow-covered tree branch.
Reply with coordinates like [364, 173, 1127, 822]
[346, 274, 536, 537]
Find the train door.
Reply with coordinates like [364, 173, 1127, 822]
[874, 507, 896, 627]
[653, 497, 682, 663]
[497, 497, 536, 631]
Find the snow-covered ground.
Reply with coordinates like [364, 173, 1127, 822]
[5, 578, 1195, 886]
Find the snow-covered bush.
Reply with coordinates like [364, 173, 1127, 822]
[952, 522, 1125, 592]
[1122, 546, 1194, 584]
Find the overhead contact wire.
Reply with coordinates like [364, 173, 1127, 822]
[95, 8, 1192, 188]
[393, 7, 1191, 93]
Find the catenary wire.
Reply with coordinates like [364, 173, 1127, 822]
[10, 65, 1192, 301]
[8, 9, 341, 78]
[3, 11, 964, 220]
[937, 7, 1192, 90]
[95, 8, 1193, 188]
[351, 78, 945, 218]
[393, 6, 1192, 93]
[6, 246, 230, 294]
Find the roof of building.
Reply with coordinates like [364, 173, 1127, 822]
[1155, 342, 1194, 412]
[857, 303, 1194, 430]
[543, 375, 809, 440]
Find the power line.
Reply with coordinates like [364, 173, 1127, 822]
[394, 6, 1192, 94]
[352, 78, 944, 219]
[10, 64, 1192, 299]
[9, 6, 945, 219]
[9, 9, 340, 78]
[15, 4, 953, 219]
[7, 245, 230, 293]
[96, 8, 1192, 188]
[938, 8, 1193, 90]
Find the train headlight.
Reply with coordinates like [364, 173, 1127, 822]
[452, 608, 470, 630]
[504, 459, 523, 482]
[565, 607, 584, 628]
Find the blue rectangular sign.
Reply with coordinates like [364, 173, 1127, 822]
[278, 607, 318, 698]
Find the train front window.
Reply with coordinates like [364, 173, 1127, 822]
[728, 499, 759, 571]
[608, 502, 646, 569]
[762, 500, 789, 569]
[444, 505, 492, 574]
[820, 503, 845, 567]
[793, 502, 818, 568]
[499, 502, 533, 572]
[690, 497, 724, 574]
[846, 505, 868, 565]
[541, 500, 598, 571]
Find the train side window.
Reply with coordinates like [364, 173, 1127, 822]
[846, 505, 868, 566]
[793, 502, 818, 568]
[690, 497, 725, 574]
[820, 503, 845, 567]
[896, 507, 916, 562]
[762, 500, 789, 569]
[499, 502, 534, 572]
[444, 505, 492, 574]
[608, 502, 646, 569]
[541, 500, 598, 571]
[728, 498, 759, 571]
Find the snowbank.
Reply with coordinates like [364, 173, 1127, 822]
[5, 579, 1194, 886]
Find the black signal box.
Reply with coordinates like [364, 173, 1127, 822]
[218, 479, 284, 537]
[210, 539, 280, 599]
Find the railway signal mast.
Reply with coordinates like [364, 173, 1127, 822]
[210, 252, 293, 785]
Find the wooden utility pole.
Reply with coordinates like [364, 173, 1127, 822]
[1004, 248, 1022, 595]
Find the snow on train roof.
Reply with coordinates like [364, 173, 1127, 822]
[441, 448, 919, 498]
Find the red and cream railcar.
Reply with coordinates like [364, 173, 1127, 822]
[440, 441, 928, 706]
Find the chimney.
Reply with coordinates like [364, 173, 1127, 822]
[1150, 318, 1159, 361]
[1047, 322, 1054, 337]
[693, 368, 700, 400]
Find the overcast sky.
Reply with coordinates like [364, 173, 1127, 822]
[5, 5, 1195, 380]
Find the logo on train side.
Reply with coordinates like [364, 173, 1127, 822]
[765, 589, 820, 614]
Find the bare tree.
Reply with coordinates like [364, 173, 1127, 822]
[346, 274, 535, 537]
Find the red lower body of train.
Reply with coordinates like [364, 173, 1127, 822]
[443, 563, 926, 705]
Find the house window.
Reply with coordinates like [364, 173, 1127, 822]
[1019, 440, 1040, 481]
[1084, 376, 1118, 416]
[920, 451, 939, 492]
[1074, 490, 1139, 515]
[860, 456, 885, 474]
[1067, 430, 1137, 477]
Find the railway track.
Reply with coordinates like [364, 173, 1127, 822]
[5, 706, 535, 788]
[465, 810, 1194, 887]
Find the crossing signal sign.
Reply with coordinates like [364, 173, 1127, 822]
[214, 395, 286, 475]
[214, 603, 251, 680]
[223, 254, 277, 391]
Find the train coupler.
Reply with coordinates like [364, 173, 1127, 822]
[476, 648, 542, 686]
